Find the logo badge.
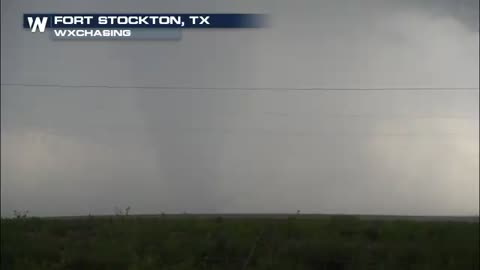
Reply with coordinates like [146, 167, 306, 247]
[27, 16, 48, 32]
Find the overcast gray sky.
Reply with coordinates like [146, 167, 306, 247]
[1, 0, 479, 217]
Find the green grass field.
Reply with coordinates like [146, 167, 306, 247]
[1, 215, 478, 270]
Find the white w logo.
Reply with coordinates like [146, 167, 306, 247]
[27, 17, 48, 32]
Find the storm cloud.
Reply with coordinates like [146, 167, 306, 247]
[1, 0, 478, 217]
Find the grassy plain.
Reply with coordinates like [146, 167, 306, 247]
[1, 215, 478, 269]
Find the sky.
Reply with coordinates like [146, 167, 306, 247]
[1, 0, 479, 217]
